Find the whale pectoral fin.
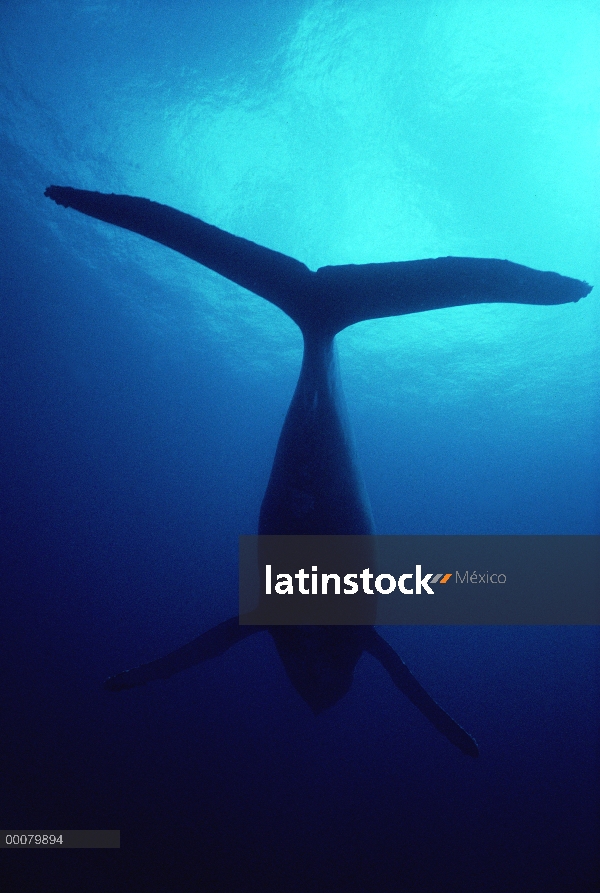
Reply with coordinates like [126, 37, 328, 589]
[364, 629, 479, 758]
[104, 617, 266, 692]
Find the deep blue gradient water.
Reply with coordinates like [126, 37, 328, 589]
[1, 3, 599, 891]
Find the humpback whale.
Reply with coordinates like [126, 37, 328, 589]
[45, 185, 592, 757]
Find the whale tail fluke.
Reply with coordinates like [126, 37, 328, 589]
[365, 629, 480, 758]
[44, 186, 315, 329]
[104, 617, 266, 692]
[45, 186, 592, 337]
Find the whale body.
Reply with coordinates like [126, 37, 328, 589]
[45, 185, 592, 756]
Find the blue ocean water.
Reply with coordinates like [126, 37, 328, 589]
[1, 2, 599, 891]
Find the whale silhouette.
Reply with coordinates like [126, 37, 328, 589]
[45, 185, 592, 757]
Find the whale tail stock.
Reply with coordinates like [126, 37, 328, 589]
[44, 186, 592, 337]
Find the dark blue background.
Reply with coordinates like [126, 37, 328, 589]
[1, 2, 599, 890]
